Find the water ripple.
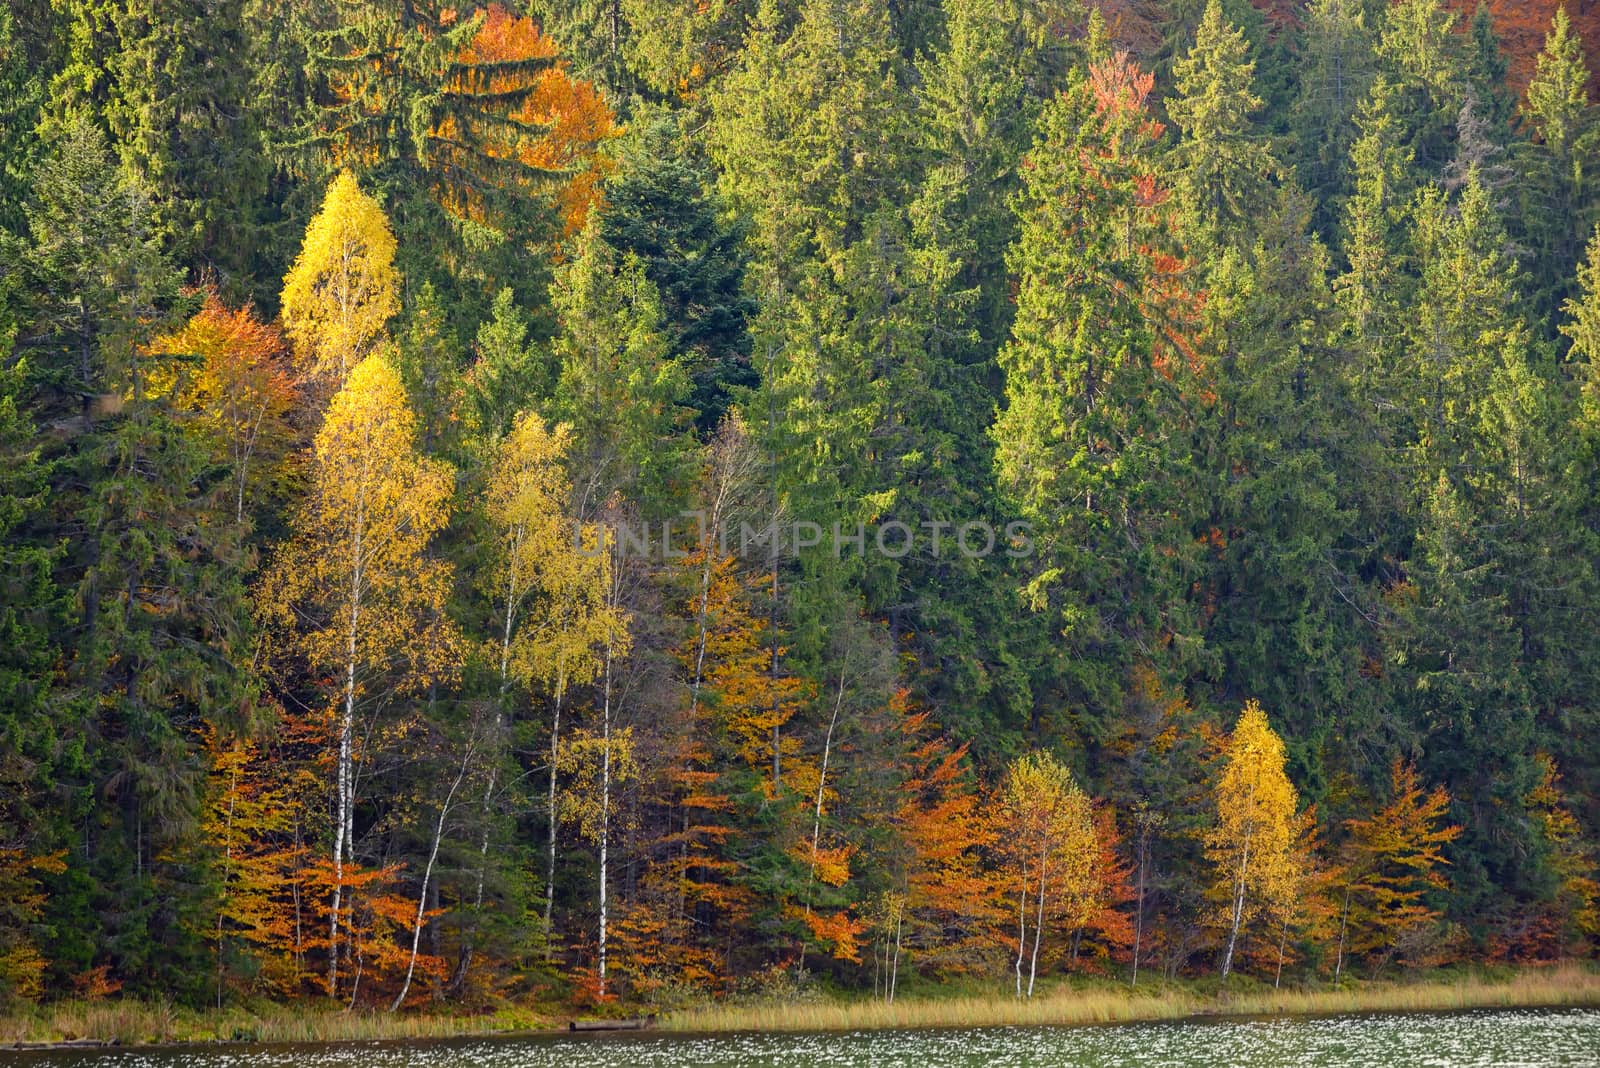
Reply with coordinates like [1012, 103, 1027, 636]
[6, 1008, 1599, 1067]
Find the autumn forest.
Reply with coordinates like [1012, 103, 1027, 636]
[3, 0, 1600, 1019]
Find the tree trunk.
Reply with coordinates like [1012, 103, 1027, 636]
[804, 672, 847, 916]
[1274, 920, 1288, 990]
[330, 482, 366, 999]
[597, 646, 614, 996]
[1027, 843, 1047, 998]
[1131, 829, 1148, 987]
[889, 910, 902, 1004]
[1014, 858, 1028, 999]
[1334, 884, 1351, 981]
[392, 749, 470, 1012]
[543, 683, 565, 959]
[1220, 834, 1251, 979]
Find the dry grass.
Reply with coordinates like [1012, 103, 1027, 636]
[4, 968, 1595, 1047]
[0, 1000, 555, 1048]
[664, 965, 1600, 1034]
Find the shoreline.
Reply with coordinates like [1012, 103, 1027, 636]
[662, 965, 1600, 1034]
[3, 967, 1597, 1051]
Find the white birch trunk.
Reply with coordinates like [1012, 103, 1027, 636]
[391, 750, 470, 1011]
[1221, 833, 1251, 979]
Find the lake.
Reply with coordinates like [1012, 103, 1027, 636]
[4, 1009, 1598, 1067]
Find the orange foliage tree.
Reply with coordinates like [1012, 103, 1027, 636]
[149, 290, 298, 523]
[313, 1, 615, 245]
[455, 5, 619, 237]
[1515, 754, 1600, 959]
[0, 849, 64, 1004]
[1335, 759, 1463, 977]
[889, 710, 1002, 979]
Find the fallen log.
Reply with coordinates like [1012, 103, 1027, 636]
[568, 1015, 657, 1032]
[5, 1038, 117, 1050]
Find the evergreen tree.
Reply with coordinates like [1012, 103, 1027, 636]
[1371, 0, 1467, 175]
[1514, 7, 1598, 339]
[993, 54, 1200, 742]
[13, 119, 256, 994]
[599, 112, 753, 431]
[1168, 0, 1280, 255]
[464, 287, 549, 451]
[550, 219, 694, 518]
[1289, 0, 1378, 228]
[45, 0, 268, 283]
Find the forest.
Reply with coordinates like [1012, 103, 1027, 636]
[2, 0, 1600, 1016]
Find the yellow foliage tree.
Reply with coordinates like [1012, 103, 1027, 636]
[1527, 754, 1600, 955]
[999, 750, 1098, 998]
[1206, 700, 1298, 978]
[485, 413, 627, 954]
[257, 352, 458, 997]
[279, 172, 400, 389]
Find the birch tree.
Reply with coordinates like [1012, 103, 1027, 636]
[257, 352, 458, 997]
[999, 751, 1097, 998]
[487, 413, 627, 952]
[1206, 700, 1298, 979]
[279, 171, 400, 389]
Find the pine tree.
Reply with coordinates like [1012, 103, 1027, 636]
[549, 218, 693, 518]
[463, 287, 548, 451]
[993, 53, 1200, 736]
[1168, 0, 1280, 254]
[45, 0, 269, 278]
[1193, 186, 1370, 799]
[1290, 0, 1378, 226]
[14, 118, 257, 995]
[1514, 7, 1598, 336]
[599, 113, 753, 431]
[1372, 0, 1468, 174]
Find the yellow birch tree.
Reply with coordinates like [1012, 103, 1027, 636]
[256, 352, 458, 998]
[1206, 700, 1298, 979]
[999, 750, 1097, 998]
[279, 171, 401, 389]
[485, 413, 628, 954]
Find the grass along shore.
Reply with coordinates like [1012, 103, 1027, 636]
[663, 965, 1600, 1034]
[0, 1000, 557, 1048]
[4, 967, 1597, 1048]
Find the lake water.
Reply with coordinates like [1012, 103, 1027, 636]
[4, 1009, 1598, 1067]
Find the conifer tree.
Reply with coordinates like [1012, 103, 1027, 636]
[549, 219, 693, 518]
[1336, 760, 1461, 975]
[994, 53, 1200, 732]
[1290, 0, 1378, 224]
[1515, 7, 1598, 334]
[1168, 0, 1279, 254]
[14, 119, 257, 994]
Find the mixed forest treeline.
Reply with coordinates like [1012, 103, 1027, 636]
[3, 0, 1600, 1012]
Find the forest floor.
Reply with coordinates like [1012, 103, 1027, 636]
[4, 966, 1597, 1048]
